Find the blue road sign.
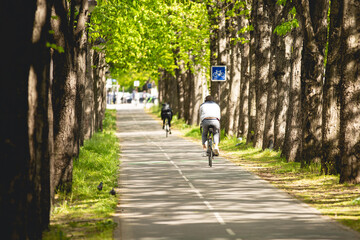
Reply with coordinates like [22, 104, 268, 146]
[211, 66, 226, 81]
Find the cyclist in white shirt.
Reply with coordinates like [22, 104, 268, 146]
[199, 95, 220, 156]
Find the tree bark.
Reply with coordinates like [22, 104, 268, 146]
[0, 0, 53, 238]
[74, 0, 89, 151]
[226, 12, 241, 136]
[51, 1, 77, 192]
[294, 0, 329, 166]
[175, 60, 185, 118]
[238, 10, 250, 138]
[218, 1, 229, 130]
[339, 0, 360, 183]
[322, 0, 342, 175]
[158, 69, 164, 104]
[190, 62, 205, 125]
[282, 25, 303, 162]
[93, 50, 107, 132]
[207, 1, 219, 101]
[263, 0, 278, 150]
[246, 5, 257, 145]
[273, 5, 291, 151]
[84, 44, 95, 140]
[253, 0, 271, 148]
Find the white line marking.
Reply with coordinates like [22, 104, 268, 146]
[164, 153, 171, 160]
[194, 190, 204, 199]
[214, 212, 226, 225]
[204, 201, 214, 210]
[226, 228, 235, 236]
[135, 118, 229, 231]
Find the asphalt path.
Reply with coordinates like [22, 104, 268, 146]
[112, 103, 360, 240]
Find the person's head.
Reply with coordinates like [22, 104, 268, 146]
[205, 95, 213, 102]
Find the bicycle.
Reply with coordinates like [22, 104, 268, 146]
[164, 118, 170, 137]
[206, 126, 215, 167]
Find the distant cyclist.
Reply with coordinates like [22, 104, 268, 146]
[161, 103, 173, 134]
[200, 95, 220, 156]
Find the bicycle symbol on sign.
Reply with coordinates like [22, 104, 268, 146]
[212, 70, 225, 80]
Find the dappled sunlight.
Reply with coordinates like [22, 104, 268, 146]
[112, 106, 360, 240]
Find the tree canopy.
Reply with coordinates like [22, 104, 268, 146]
[90, 0, 210, 89]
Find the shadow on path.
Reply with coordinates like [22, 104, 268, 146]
[112, 105, 360, 240]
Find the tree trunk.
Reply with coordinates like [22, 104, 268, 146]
[282, 25, 303, 162]
[207, 2, 219, 101]
[84, 44, 95, 140]
[190, 63, 205, 125]
[238, 10, 250, 138]
[294, 0, 329, 166]
[273, 5, 291, 151]
[263, 0, 278, 150]
[93, 51, 107, 132]
[339, 0, 360, 183]
[218, 2, 229, 130]
[176, 60, 186, 119]
[253, 0, 271, 148]
[273, 34, 290, 150]
[158, 69, 164, 104]
[226, 13, 241, 136]
[0, 0, 52, 238]
[246, 5, 257, 145]
[322, 0, 342, 175]
[51, 2, 78, 192]
[74, 0, 89, 150]
[183, 68, 192, 124]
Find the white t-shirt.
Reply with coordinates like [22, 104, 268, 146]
[199, 101, 221, 122]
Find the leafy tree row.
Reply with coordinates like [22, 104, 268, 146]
[157, 0, 360, 183]
[0, 0, 107, 238]
[90, 0, 210, 90]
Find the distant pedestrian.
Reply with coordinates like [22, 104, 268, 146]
[112, 92, 116, 104]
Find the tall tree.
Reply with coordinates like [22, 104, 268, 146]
[253, 0, 271, 148]
[322, 0, 342, 174]
[246, 1, 257, 144]
[218, 1, 230, 129]
[225, 2, 241, 136]
[272, 2, 293, 151]
[237, 7, 250, 138]
[93, 50, 107, 132]
[83, 44, 95, 140]
[74, 0, 90, 149]
[51, 0, 89, 192]
[339, 0, 360, 183]
[262, 0, 279, 150]
[190, 61, 206, 125]
[294, 0, 329, 166]
[0, 0, 53, 238]
[282, 22, 303, 162]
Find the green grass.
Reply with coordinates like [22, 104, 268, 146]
[148, 106, 360, 233]
[43, 109, 120, 239]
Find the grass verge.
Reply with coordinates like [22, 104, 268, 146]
[148, 105, 360, 233]
[43, 109, 120, 239]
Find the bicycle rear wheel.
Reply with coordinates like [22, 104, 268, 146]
[208, 139, 213, 167]
[165, 120, 169, 137]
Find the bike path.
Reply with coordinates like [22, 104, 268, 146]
[112, 104, 360, 240]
